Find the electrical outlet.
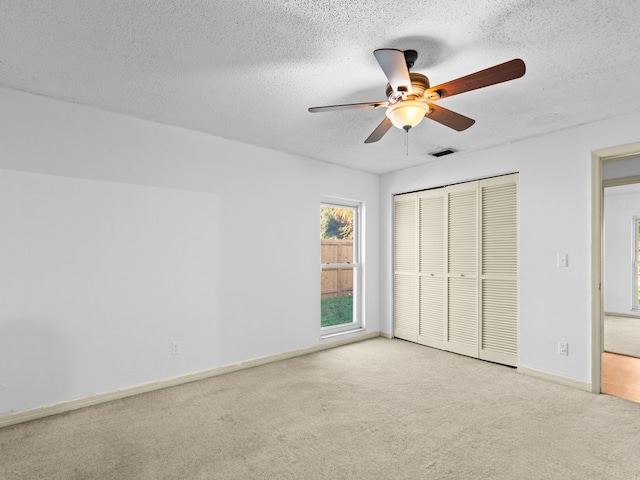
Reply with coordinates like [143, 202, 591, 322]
[557, 253, 569, 268]
[171, 341, 181, 356]
[558, 342, 569, 356]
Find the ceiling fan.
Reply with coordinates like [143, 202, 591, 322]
[308, 49, 526, 144]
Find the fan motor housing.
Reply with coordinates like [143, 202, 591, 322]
[386, 72, 430, 102]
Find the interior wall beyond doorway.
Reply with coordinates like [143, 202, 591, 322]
[603, 184, 640, 315]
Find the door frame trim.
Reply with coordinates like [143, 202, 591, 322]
[591, 142, 640, 393]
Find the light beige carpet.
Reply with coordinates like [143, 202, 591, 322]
[1, 338, 640, 479]
[604, 315, 640, 358]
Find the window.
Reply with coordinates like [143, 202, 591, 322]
[634, 216, 640, 310]
[320, 201, 362, 335]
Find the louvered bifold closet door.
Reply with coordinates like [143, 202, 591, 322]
[417, 190, 447, 349]
[479, 174, 518, 366]
[446, 182, 479, 358]
[394, 193, 418, 342]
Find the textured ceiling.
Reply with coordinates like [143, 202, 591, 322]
[1, 1, 639, 174]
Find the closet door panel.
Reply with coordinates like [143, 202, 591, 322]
[394, 273, 418, 342]
[394, 194, 417, 273]
[481, 181, 518, 276]
[419, 276, 446, 348]
[394, 194, 418, 341]
[481, 279, 518, 364]
[447, 276, 478, 357]
[479, 175, 518, 366]
[447, 187, 477, 276]
[446, 183, 479, 357]
[419, 193, 445, 273]
[417, 191, 446, 348]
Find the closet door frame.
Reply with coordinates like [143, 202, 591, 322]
[392, 173, 519, 368]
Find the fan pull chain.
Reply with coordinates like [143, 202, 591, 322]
[405, 129, 409, 156]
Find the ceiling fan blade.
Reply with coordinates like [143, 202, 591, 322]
[425, 58, 526, 100]
[373, 49, 413, 95]
[364, 117, 393, 144]
[426, 104, 476, 131]
[308, 101, 388, 113]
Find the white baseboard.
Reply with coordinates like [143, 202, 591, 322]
[0, 331, 382, 429]
[517, 365, 593, 392]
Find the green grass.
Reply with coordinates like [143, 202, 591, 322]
[321, 294, 353, 328]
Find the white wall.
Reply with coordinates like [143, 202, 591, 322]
[604, 187, 640, 314]
[380, 112, 640, 384]
[602, 155, 640, 180]
[0, 88, 380, 414]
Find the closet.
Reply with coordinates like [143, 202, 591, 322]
[393, 174, 518, 367]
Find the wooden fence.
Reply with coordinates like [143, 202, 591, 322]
[321, 239, 353, 299]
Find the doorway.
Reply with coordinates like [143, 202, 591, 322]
[592, 143, 640, 402]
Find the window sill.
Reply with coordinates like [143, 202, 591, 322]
[320, 327, 365, 340]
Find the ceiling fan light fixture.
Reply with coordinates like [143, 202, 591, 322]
[385, 100, 429, 130]
[308, 50, 525, 143]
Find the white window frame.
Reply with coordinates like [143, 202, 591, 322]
[633, 216, 640, 310]
[320, 198, 363, 337]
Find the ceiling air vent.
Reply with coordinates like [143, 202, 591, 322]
[430, 148, 456, 158]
